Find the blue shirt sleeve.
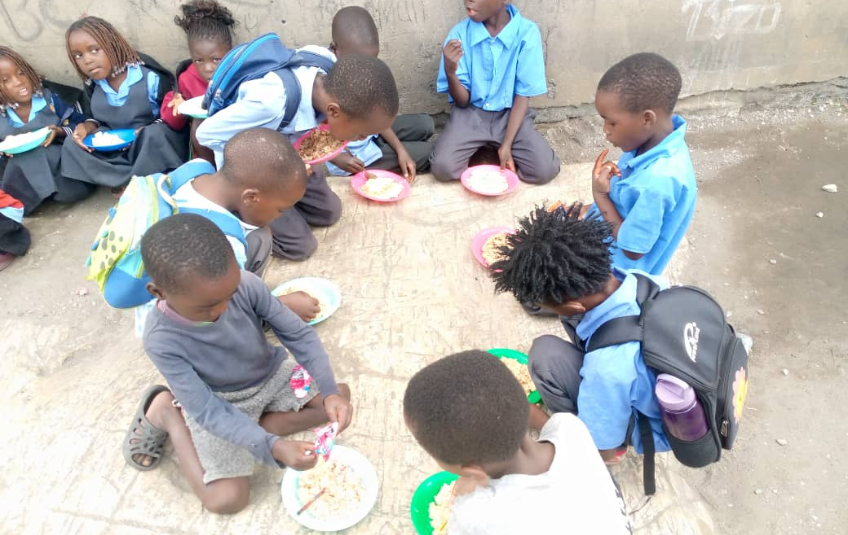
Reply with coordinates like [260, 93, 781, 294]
[146, 71, 161, 119]
[514, 23, 547, 97]
[196, 72, 287, 167]
[615, 184, 674, 255]
[436, 26, 470, 97]
[576, 342, 642, 450]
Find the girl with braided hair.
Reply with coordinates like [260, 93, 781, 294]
[61, 16, 187, 194]
[161, 0, 237, 164]
[0, 46, 93, 213]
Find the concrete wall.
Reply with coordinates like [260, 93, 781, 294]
[6, 0, 848, 115]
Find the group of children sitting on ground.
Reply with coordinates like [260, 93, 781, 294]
[3, 0, 704, 531]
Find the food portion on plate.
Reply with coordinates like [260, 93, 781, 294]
[361, 173, 405, 200]
[297, 128, 344, 162]
[481, 233, 511, 266]
[296, 457, 366, 520]
[465, 167, 509, 195]
[429, 481, 456, 535]
[90, 131, 127, 147]
[500, 356, 535, 397]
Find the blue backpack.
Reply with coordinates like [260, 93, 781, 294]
[86, 160, 248, 309]
[203, 33, 335, 128]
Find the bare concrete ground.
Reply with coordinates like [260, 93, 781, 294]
[1, 94, 846, 534]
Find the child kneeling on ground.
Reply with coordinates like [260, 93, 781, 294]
[404, 350, 630, 534]
[123, 213, 353, 514]
[491, 206, 671, 464]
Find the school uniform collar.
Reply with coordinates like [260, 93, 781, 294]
[6, 94, 47, 127]
[620, 115, 687, 172]
[94, 64, 143, 99]
[468, 3, 521, 47]
[576, 268, 638, 343]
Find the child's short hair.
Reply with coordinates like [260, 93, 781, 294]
[597, 52, 682, 115]
[141, 213, 235, 294]
[66, 17, 140, 80]
[403, 350, 529, 466]
[0, 47, 42, 108]
[491, 206, 613, 305]
[174, 0, 237, 48]
[221, 127, 308, 192]
[331, 6, 379, 54]
[324, 54, 399, 119]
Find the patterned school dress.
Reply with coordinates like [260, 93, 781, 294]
[61, 64, 188, 188]
[0, 86, 94, 214]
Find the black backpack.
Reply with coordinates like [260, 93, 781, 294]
[584, 274, 750, 495]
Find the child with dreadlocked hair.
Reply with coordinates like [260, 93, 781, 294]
[61, 16, 188, 194]
[0, 46, 93, 213]
[490, 205, 671, 464]
[161, 0, 236, 165]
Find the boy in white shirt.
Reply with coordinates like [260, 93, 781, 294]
[404, 350, 631, 534]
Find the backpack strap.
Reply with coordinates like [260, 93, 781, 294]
[585, 273, 663, 353]
[165, 159, 216, 194]
[275, 51, 336, 129]
[637, 413, 657, 495]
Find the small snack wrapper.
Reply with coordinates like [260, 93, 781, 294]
[289, 365, 313, 399]
[313, 422, 339, 461]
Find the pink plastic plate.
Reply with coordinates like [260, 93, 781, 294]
[472, 226, 515, 267]
[350, 170, 411, 203]
[293, 124, 350, 165]
[460, 165, 520, 197]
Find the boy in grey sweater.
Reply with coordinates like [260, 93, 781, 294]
[123, 213, 353, 514]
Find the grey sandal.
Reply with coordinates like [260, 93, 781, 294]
[123, 385, 170, 471]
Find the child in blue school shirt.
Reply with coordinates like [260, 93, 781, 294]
[587, 53, 697, 276]
[430, 0, 560, 185]
[491, 205, 672, 463]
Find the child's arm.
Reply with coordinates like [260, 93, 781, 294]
[196, 73, 287, 160]
[497, 95, 529, 172]
[377, 127, 417, 180]
[243, 272, 352, 430]
[591, 150, 646, 260]
[160, 89, 188, 131]
[442, 39, 470, 107]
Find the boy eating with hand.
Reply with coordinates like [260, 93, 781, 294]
[123, 214, 352, 514]
[404, 350, 629, 534]
[430, 0, 560, 184]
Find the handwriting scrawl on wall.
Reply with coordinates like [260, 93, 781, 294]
[0, 0, 43, 41]
[682, 0, 781, 41]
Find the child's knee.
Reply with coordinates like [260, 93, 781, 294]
[429, 151, 459, 182]
[202, 482, 249, 515]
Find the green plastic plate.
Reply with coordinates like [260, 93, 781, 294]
[410, 471, 459, 535]
[487, 348, 542, 404]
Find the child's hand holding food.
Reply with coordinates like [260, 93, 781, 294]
[278, 291, 320, 322]
[324, 394, 353, 433]
[273, 439, 319, 470]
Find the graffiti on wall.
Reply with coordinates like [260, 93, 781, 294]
[683, 0, 781, 41]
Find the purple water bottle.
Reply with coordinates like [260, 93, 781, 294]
[655, 374, 709, 441]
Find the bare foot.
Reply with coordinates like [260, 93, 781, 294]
[130, 390, 179, 468]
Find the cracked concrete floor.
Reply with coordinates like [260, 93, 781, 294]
[1, 99, 846, 534]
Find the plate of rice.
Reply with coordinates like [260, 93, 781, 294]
[488, 348, 541, 404]
[294, 124, 349, 165]
[84, 129, 135, 151]
[271, 277, 341, 326]
[281, 445, 379, 532]
[410, 471, 459, 535]
[178, 96, 208, 119]
[351, 170, 410, 202]
[0, 127, 52, 155]
[471, 227, 514, 268]
[460, 165, 519, 196]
